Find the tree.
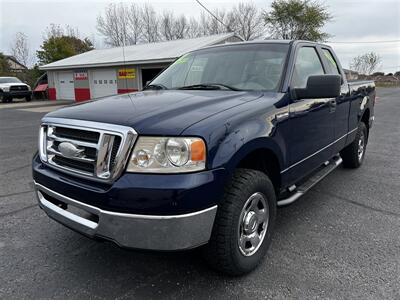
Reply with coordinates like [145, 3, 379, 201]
[43, 24, 64, 39]
[96, 2, 269, 45]
[37, 26, 94, 65]
[263, 0, 332, 41]
[97, 3, 132, 47]
[126, 3, 143, 45]
[199, 10, 232, 35]
[187, 17, 202, 38]
[350, 52, 381, 75]
[0, 53, 11, 75]
[161, 12, 191, 41]
[141, 3, 160, 43]
[230, 3, 264, 40]
[161, 11, 176, 41]
[10, 32, 31, 67]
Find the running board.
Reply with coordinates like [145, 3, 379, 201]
[277, 156, 343, 206]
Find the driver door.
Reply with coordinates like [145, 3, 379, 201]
[286, 45, 336, 182]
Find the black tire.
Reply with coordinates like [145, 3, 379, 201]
[340, 122, 368, 168]
[203, 168, 277, 276]
[25, 95, 32, 102]
[1, 95, 7, 103]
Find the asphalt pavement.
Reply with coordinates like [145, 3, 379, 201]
[0, 89, 399, 299]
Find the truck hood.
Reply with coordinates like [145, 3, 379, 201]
[0, 82, 29, 88]
[45, 90, 263, 135]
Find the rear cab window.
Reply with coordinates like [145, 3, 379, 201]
[322, 48, 340, 75]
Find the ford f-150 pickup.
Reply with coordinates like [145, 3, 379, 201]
[33, 40, 375, 275]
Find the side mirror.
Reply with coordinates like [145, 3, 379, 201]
[293, 74, 341, 100]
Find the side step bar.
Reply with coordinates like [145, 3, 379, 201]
[277, 156, 343, 206]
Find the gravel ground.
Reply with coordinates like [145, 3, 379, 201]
[0, 88, 399, 299]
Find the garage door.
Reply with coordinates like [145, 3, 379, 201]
[56, 71, 75, 100]
[91, 69, 117, 99]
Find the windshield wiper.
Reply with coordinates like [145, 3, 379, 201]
[177, 83, 242, 91]
[143, 83, 168, 90]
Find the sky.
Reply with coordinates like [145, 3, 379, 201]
[0, 0, 399, 72]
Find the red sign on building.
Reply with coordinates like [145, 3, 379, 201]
[74, 71, 88, 80]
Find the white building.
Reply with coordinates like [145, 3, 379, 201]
[40, 33, 242, 101]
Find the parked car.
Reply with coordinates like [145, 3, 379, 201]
[32, 40, 375, 275]
[0, 76, 32, 103]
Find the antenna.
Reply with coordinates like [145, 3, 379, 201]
[195, 0, 231, 32]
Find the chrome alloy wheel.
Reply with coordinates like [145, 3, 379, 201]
[238, 192, 269, 256]
[358, 131, 365, 162]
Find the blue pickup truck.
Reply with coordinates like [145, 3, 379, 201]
[33, 40, 375, 275]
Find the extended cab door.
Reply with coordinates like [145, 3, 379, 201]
[285, 45, 336, 182]
[319, 47, 351, 154]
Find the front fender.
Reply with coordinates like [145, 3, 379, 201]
[210, 118, 285, 175]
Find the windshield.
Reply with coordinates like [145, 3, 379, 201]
[0, 77, 22, 84]
[150, 43, 289, 91]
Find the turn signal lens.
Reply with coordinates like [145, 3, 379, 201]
[191, 140, 206, 161]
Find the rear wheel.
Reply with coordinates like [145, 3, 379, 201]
[340, 122, 368, 168]
[25, 95, 32, 102]
[203, 169, 276, 275]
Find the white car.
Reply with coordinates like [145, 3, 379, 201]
[0, 77, 32, 103]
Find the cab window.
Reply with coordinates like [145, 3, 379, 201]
[322, 49, 340, 75]
[292, 47, 325, 88]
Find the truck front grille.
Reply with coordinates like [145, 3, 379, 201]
[10, 85, 28, 91]
[39, 118, 137, 183]
[53, 127, 100, 143]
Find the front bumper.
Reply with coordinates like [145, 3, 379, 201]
[2, 90, 31, 98]
[35, 181, 217, 250]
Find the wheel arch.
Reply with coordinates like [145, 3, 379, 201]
[220, 138, 284, 194]
[361, 107, 370, 129]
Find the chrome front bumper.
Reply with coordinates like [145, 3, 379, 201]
[34, 182, 217, 250]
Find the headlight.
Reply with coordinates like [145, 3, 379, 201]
[3, 86, 9, 92]
[127, 137, 206, 173]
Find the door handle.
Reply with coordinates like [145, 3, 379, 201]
[329, 99, 337, 113]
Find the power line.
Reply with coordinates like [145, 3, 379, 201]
[327, 40, 400, 44]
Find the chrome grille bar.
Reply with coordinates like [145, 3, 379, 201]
[47, 132, 98, 148]
[39, 117, 137, 183]
[46, 146, 96, 163]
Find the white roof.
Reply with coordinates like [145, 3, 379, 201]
[41, 33, 238, 70]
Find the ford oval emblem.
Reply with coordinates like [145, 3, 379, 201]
[58, 142, 84, 158]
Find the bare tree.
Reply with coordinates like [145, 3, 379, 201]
[161, 11, 175, 41]
[95, 2, 268, 45]
[174, 15, 190, 39]
[97, 3, 130, 46]
[203, 9, 231, 35]
[126, 3, 143, 44]
[230, 3, 264, 40]
[187, 17, 202, 38]
[141, 4, 160, 43]
[350, 52, 382, 75]
[10, 32, 30, 67]
[43, 24, 64, 39]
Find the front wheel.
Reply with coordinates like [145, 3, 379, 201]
[340, 122, 368, 168]
[203, 169, 276, 275]
[25, 95, 32, 102]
